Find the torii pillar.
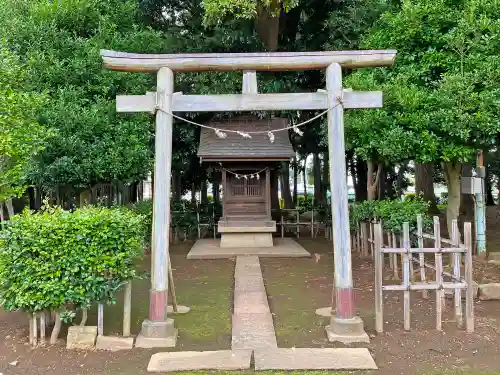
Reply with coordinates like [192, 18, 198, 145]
[102, 49, 396, 347]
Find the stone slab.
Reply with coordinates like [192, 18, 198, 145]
[232, 313, 277, 349]
[235, 275, 266, 293]
[66, 326, 97, 350]
[253, 348, 377, 370]
[167, 305, 191, 314]
[444, 281, 479, 299]
[135, 330, 178, 348]
[315, 306, 332, 317]
[221, 233, 274, 248]
[187, 238, 311, 259]
[95, 335, 134, 351]
[234, 291, 270, 314]
[147, 350, 252, 372]
[479, 283, 500, 300]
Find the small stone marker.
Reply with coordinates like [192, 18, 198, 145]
[95, 336, 134, 351]
[315, 306, 332, 317]
[479, 283, 500, 300]
[147, 350, 252, 372]
[167, 305, 190, 314]
[253, 348, 377, 370]
[66, 326, 97, 350]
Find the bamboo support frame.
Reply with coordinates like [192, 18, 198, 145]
[373, 217, 474, 333]
[402, 223, 411, 331]
[434, 217, 443, 331]
[416, 215, 428, 299]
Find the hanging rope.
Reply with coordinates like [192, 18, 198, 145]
[154, 96, 344, 143]
[218, 163, 267, 180]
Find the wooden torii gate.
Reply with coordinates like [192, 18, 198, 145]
[101, 49, 397, 347]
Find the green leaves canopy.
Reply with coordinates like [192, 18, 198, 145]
[0, 45, 51, 203]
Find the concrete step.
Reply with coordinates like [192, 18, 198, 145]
[147, 350, 252, 372]
[253, 348, 378, 370]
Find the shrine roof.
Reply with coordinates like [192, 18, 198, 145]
[198, 116, 295, 161]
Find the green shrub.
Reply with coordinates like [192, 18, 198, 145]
[349, 198, 431, 234]
[0, 205, 144, 342]
[128, 199, 222, 242]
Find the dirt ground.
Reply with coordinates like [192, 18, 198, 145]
[2, 208, 500, 375]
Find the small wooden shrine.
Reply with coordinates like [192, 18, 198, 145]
[198, 115, 295, 248]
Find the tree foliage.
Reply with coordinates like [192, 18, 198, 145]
[0, 0, 167, 191]
[0, 44, 51, 203]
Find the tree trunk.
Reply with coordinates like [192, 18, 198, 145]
[460, 163, 474, 216]
[255, 0, 280, 51]
[354, 157, 367, 201]
[280, 163, 293, 209]
[415, 163, 439, 213]
[377, 165, 385, 200]
[50, 311, 62, 345]
[191, 182, 197, 204]
[172, 170, 181, 201]
[5, 198, 14, 218]
[486, 170, 495, 206]
[303, 166, 307, 200]
[293, 159, 298, 206]
[201, 180, 208, 204]
[442, 162, 462, 239]
[367, 160, 381, 201]
[34, 186, 43, 210]
[212, 175, 220, 205]
[313, 153, 322, 204]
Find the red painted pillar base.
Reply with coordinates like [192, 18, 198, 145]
[335, 286, 355, 319]
[149, 289, 167, 321]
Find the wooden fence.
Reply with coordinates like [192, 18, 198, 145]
[371, 218, 474, 333]
[276, 208, 330, 239]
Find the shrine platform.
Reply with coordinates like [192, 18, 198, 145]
[186, 238, 311, 259]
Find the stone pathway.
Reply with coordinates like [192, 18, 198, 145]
[231, 256, 278, 349]
[146, 254, 377, 372]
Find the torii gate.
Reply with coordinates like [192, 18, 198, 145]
[101, 49, 396, 347]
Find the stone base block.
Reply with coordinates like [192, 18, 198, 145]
[96, 336, 134, 351]
[66, 326, 97, 350]
[254, 348, 377, 370]
[325, 316, 370, 344]
[135, 333, 177, 348]
[135, 319, 177, 348]
[140, 319, 176, 338]
[220, 233, 273, 248]
[479, 283, 500, 300]
[147, 350, 252, 372]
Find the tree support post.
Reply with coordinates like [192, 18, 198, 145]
[475, 151, 486, 256]
[136, 67, 178, 348]
[324, 63, 369, 344]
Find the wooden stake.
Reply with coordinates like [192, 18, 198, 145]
[311, 209, 315, 238]
[281, 214, 284, 238]
[388, 232, 394, 269]
[464, 222, 474, 332]
[451, 219, 463, 327]
[374, 223, 384, 333]
[32, 312, 38, 346]
[123, 281, 132, 337]
[392, 232, 400, 280]
[296, 209, 300, 238]
[402, 223, 411, 331]
[417, 215, 428, 299]
[168, 253, 178, 312]
[97, 304, 104, 336]
[361, 222, 368, 257]
[434, 217, 443, 331]
[40, 312, 46, 344]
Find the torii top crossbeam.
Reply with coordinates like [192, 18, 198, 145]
[100, 49, 397, 72]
